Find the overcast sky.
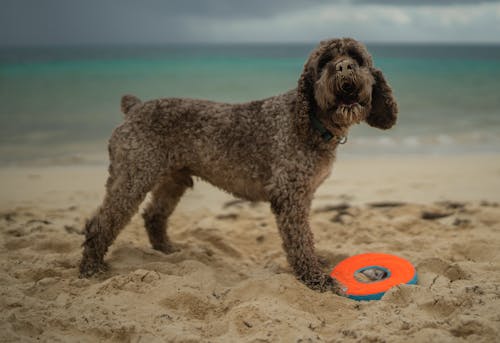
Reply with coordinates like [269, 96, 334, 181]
[1, 0, 499, 45]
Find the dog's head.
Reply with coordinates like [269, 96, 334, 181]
[298, 38, 398, 129]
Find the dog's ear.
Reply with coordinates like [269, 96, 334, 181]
[297, 57, 317, 115]
[366, 68, 398, 130]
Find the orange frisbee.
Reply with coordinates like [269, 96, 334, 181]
[331, 253, 417, 301]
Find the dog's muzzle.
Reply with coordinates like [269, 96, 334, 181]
[336, 80, 360, 105]
[340, 81, 355, 94]
[334, 59, 361, 105]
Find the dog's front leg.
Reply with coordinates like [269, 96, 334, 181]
[270, 191, 343, 293]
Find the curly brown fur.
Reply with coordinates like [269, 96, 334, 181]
[79, 38, 398, 293]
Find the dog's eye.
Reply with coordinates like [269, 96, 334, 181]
[347, 48, 364, 66]
[317, 51, 332, 73]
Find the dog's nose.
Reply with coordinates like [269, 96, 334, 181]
[336, 60, 356, 75]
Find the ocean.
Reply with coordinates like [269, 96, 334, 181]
[1, 43, 499, 165]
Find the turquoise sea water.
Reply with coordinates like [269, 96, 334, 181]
[1, 44, 499, 165]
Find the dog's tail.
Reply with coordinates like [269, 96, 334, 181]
[120, 94, 142, 117]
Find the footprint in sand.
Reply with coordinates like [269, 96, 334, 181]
[4, 237, 32, 250]
[34, 239, 73, 253]
[450, 240, 500, 262]
[417, 257, 470, 283]
[95, 269, 162, 295]
[450, 319, 496, 338]
[193, 229, 243, 259]
[418, 296, 460, 318]
[9, 318, 43, 338]
[160, 292, 215, 320]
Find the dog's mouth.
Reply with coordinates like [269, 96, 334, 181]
[336, 82, 360, 107]
[332, 84, 367, 125]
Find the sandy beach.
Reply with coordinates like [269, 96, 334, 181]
[1, 154, 499, 342]
[3, 1, 500, 341]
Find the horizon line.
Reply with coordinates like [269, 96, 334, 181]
[2, 41, 500, 49]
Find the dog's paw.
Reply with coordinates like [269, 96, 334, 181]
[152, 242, 179, 255]
[79, 259, 109, 278]
[302, 273, 346, 295]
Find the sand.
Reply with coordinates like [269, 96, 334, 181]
[1, 155, 499, 342]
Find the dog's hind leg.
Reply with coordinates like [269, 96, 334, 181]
[142, 170, 193, 254]
[79, 156, 163, 277]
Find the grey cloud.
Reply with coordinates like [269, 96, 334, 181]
[0, 0, 499, 45]
[0, 0, 337, 45]
[141, 0, 332, 19]
[0, 0, 274, 45]
[353, 0, 499, 4]
[0, 0, 332, 23]
[0, 0, 190, 45]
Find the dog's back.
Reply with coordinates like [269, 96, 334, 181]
[114, 93, 296, 201]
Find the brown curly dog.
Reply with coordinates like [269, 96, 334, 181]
[80, 38, 398, 293]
